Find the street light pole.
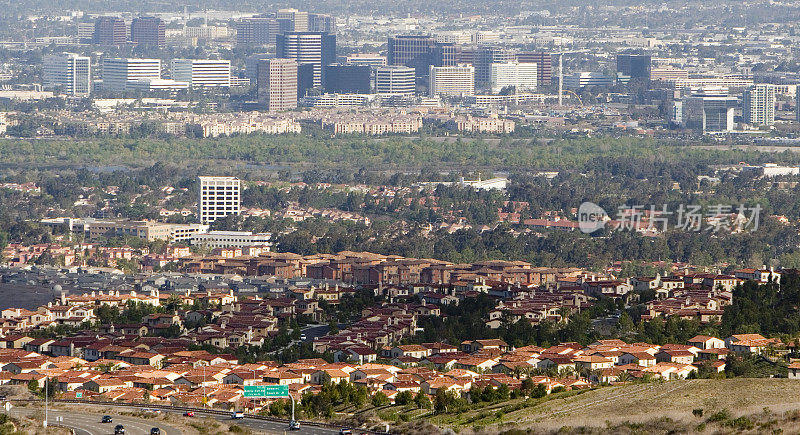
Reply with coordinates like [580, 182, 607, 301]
[44, 377, 48, 428]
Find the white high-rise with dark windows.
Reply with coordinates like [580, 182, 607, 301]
[43, 53, 91, 96]
[198, 176, 241, 225]
[102, 58, 161, 92]
[743, 84, 776, 126]
[172, 59, 231, 88]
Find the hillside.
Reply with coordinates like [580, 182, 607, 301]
[399, 378, 800, 434]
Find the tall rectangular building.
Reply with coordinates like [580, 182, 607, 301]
[679, 91, 738, 133]
[257, 58, 298, 111]
[489, 62, 537, 93]
[198, 176, 241, 225]
[617, 54, 652, 81]
[374, 65, 415, 94]
[236, 17, 280, 45]
[743, 84, 776, 126]
[43, 53, 91, 96]
[387, 35, 436, 79]
[429, 65, 474, 97]
[102, 58, 162, 92]
[131, 17, 165, 48]
[94, 16, 127, 45]
[171, 59, 231, 88]
[276, 32, 336, 88]
[308, 14, 336, 34]
[474, 46, 515, 86]
[324, 64, 371, 93]
[516, 52, 552, 85]
[276, 9, 308, 32]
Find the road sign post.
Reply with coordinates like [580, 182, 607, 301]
[243, 385, 289, 398]
[242, 385, 294, 421]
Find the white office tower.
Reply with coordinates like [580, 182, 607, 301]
[102, 58, 161, 92]
[171, 59, 231, 88]
[489, 62, 537, 94]
[742, 84, 776, 126]
[429, 65, 475, 97]
[198, 176, 241, 225]
[375, 65, 415, 94]
[43, 53, 91, 96]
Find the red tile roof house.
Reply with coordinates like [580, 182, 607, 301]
[655, 349, 695, 365]
[617, 352, 657, 367]
[725, 334, 782, 354]
[536, 356, 576, 374]
[574, 355, 615, 371]
[687, 335, 726, 350]
[789, 362, 800, 380]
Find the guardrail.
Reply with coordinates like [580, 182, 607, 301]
[12, 399, 391, 434]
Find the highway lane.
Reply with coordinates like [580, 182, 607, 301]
[8, 406, 181, 435]
[10, 402, 356, 435]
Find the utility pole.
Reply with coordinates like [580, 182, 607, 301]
[44, 377, 48, 428]
[203, 364, 206, 408]
[558, 53, 564, 107]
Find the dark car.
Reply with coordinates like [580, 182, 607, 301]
[101, 415, 113, 423]
[289, 420, 301, 430]
[150, 428, 161, 435]
[114, 424, 125, 435]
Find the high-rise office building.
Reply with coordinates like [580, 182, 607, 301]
[257, 58, 298, 112]
[308, 13, 336, 33]
[429, 65, 474, 97]
[198, 176, 241, 225]
[516, 52, 552, 85]
[43, 53, 91, 96]
[617, 54, 652, 81]
[374, 65, 415, 94]
[297, 63, 316, 99]
[131, 17, 165, 48]
[678, 90, 738, 133]
[77, 23, 95, 43]
[276, 32, 336, 88]
[94, 17, 127, 45]
[473, 46, 515, 86]
[324, 64, 372, 94]
[489, 62, 537, 94]
[171, 59, 231, 88]
[276, 9, 308, 32]
[236, 17, 280, 45]
[246, 54, 274, 82]
[387, 35, 437, 78]
[102, 58, 161, 92]
[742, 84, 776, 126]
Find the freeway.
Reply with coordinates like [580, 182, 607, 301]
[9, 406, 181, 435]
[10, 402, 357, 435]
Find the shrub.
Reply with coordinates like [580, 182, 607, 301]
[707, 409, 731, 423]
[693, 408, 704, 418]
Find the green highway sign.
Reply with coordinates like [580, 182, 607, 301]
[75, 392, 82, 399]
[243, 385, 289, 398]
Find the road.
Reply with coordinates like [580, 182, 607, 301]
[9, 403, 350, 435]
[301, 323, 331, 342]
[9, 406, 181, 435]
